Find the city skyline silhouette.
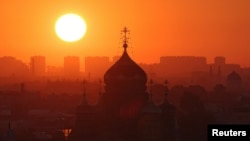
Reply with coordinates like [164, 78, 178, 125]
[0, 1, 250, 141]
[0, 27, 249, 141]
[1, 0, 250, 67]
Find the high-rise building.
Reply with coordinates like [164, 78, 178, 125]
[64, 56, 80, 79]
[214, 56, 226, 66]
[159, 56, 207, 77]
[30, 56, 46, 77]
[0, 56, 29, 78]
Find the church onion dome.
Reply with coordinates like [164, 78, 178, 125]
[104, 27, 147, 85]
[104, 49, 147, 84]
[227, 71, 241, 81]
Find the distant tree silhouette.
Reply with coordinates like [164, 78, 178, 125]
[211, 83, 240, 111]
[178, 91, 214, 141]
[213, 84, 226, 94]
[187, 85, 207, 100]
[168, 85, 186, 109]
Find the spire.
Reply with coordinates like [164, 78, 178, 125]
[121, 26, 130, 51]
[7, 121, 14, 141]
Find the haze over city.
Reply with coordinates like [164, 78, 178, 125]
[1, 0, 250, 67]
[1, 1, 250, 141]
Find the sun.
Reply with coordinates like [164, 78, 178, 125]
[55, 13, 87, 42]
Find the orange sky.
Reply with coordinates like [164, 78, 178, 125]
[0, 0, 250, 68]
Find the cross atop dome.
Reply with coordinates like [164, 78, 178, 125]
[121, 26, 130, 50]
[104, 27, 147, 86]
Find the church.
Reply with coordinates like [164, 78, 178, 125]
[68, 27, 176, 141]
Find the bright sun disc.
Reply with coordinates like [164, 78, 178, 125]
[55, 13, 87, 42]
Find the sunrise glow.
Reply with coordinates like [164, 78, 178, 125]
[55, 13, 87, 42]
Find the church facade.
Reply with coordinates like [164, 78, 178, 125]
[69, 27, 176, 141]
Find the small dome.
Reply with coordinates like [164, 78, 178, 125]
[227, 71, 241, 81]
[104, 50, 147, 84]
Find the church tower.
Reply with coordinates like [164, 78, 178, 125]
[138, 79, 163, 141]
[103, 27, 148, 140]
[69, 80, 99, 141]
[69, 27, 176, 141]
[160, 80, 176, 141]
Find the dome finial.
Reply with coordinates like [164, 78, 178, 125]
[121, 26, 130, 50]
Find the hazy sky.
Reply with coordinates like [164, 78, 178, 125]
[0, 0, 249, 67]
